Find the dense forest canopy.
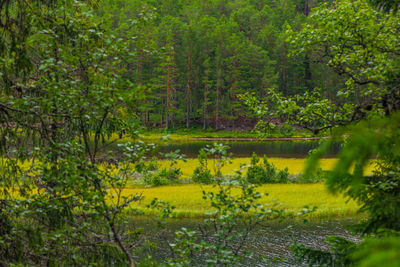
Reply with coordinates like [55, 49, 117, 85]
[95, 0, 342, 129]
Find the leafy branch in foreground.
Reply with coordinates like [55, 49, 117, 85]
[164, 179, 284, 266]
[241, 1, 400, 265]
[0, 1, 148, 266]
[241, 88, 355, 136]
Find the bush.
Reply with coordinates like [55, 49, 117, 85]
[292, 168, 328, 183]
[246, 153, 289, 184]
[192, 149, 215, 184]
[136, 157, 159, 174]
[192, 167, 214, 184]
[143, 168, 182, 187]
[279, 123, 294, 136]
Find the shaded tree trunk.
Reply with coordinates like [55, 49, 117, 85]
[186, 55, 191, 128]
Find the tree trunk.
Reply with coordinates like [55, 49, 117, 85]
[166, 51, 171, 130]
[203, 69, 208, 130]
[186, 55, 191, 128]
[203, 88, 207, 130]
[216, 66, 222, 129]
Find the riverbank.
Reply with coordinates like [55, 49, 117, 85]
[138, 128, 319, 142]
[126, 184, 360, 218]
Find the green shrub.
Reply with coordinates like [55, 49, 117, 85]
[136, 157, 159, 174]
[143, 168, 182, 187]
[145, 157, 159, 172]
[279, 123, 294, 136]
[192, 167, 214, 184]
[292, 168, 328, 183]
[143, 172, 168, 187]
[192, 149, 214, 184]
[246, 153, 289, 184]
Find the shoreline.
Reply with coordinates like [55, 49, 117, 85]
[190, 136, 328, 141]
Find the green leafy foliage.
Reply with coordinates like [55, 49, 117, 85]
[293, 167, 328, 184]
[0, 1, 146, 265]
[192, 148, 214, 184]
[287, 0, 400, 101]
[166, 179, 284, 265]
[292, 235, 356, 266]
[203, 143, 232, 178]
[275, 0, 400, 265]
[241, 88, 355, 136]
[369, 0, 400, 12]
[328, 115, 400, 234]
[246, 153, 289, 184]
[351, 235, 400, 267]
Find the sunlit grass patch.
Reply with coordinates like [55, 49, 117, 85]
[158, 158, 375, 178]
[123, 184, 360, 218]
[1, 156, 372, 219]
[2, 183, 361, 219]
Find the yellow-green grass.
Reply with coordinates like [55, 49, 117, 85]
[3, 183, 361, 219]
[2, 157, 372, 219]
[158, 158, 375, 178]
[122, 184, 360, 218]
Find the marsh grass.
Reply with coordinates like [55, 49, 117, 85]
[158, 158, 375, 178]
[124, 184, 361, 218]
[2, 157, 373, 219]
[1, 182, 362, 219]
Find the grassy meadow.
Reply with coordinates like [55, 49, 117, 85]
[158, 157, 375, 178]
[2, 156, 374, 219]
[122, 157, 374, 218]
[122, 184, 360, 218]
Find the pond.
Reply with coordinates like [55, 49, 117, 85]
[131, 217, 359, 266]
[157, 140, 342, 158]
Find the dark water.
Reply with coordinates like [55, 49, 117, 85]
[131, 217, 358, 266]
[157, 140, 342, 158]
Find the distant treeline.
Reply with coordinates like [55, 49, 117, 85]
[98, 0, 341, 129]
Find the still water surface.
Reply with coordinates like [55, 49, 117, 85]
[132, 217, 358, 266]
[157, 140, 342, 158]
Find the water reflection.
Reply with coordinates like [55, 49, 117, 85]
[157, 141, 342, 158]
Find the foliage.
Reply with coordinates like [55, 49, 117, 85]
[350, 235, 400, 267]
[292, 235, 357, 266]
[287, 0, 400, 116]
[0, 0, 146, 265]
[292, 233, 400, 267]
[203, 143, 232, 178]
[143, 169, 173, 187]
[192, 148, 214, 184]
[305, 114, 400, 234]
[92, 0, 333, 130]
[241, 88, 354, 136]
[166, 179, 284, 265]
[159, 157, 355, 179]
[246, 153, 290, 184]
[369, 0, 400, 13]
[143, 150, 186, 187]
[284, 0, 400, 265]
[292, 167, 328, 184]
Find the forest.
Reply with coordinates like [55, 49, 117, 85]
[96, 0, 342, 130]
[0, 0, 399, 266]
